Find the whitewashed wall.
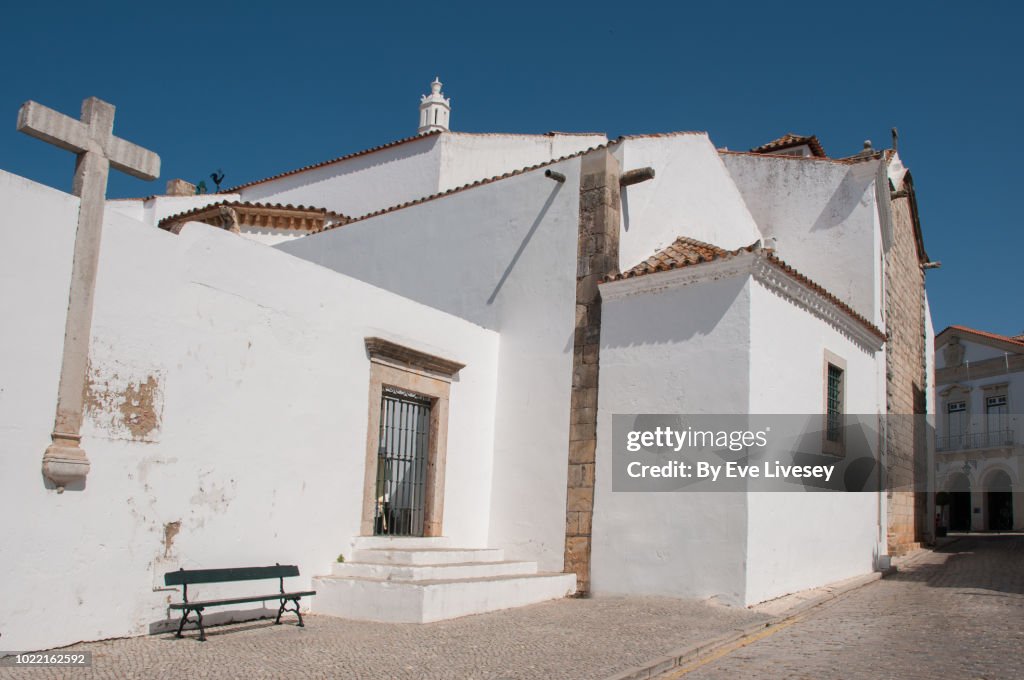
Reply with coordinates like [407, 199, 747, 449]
[746, 278, 885, 604]
[438, 133, 606, 191]
[238, 135, 443, 217]
[108, 193, 243, 228]
[235, 132, 604, 224]
[722, 154, 883, 324]
[614, 135, 762, 271]
[277, 160, 583, 571]
[591, 275, 753, 604]
[0, 170, 499, 652]
[593, 264, 887, 606]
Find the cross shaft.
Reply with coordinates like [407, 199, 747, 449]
[16, 96, 160, 491]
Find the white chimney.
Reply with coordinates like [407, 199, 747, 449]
[419, 77, 451, 134]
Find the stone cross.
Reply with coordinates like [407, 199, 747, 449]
[17, 97, 160, 491]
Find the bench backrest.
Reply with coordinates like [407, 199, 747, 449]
[164, 565, 299, 587]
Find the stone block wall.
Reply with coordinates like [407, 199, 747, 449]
[885, 189, 929, 554]
[564, 149, 620, 593]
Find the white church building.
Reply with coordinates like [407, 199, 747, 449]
[0, 80, 935, 652]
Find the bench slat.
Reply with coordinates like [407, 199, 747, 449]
[168, 590, 316, 609]
[164, 565, 299, 586]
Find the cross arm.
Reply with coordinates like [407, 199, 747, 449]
[16, 101, 90, 154]
[107, 136, 160, 181]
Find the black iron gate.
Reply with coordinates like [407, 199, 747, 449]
[374, 387, 431, 536]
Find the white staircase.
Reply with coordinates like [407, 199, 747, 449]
[312, 537, 577, 623]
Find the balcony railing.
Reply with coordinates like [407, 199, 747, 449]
[936, 429, 1016, 452]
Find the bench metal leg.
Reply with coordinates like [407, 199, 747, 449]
[275, 598, 304, 627]
[175, 607, 206, 641]
[175, 610, 191, 639]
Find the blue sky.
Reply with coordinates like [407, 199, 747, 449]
[2, 1, 1020, 336]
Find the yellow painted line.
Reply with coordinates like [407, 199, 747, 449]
[659, 617, 802, 679]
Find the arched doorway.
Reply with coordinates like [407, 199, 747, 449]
[985, 470, 1013, 531]
[948, 473, 972, 531]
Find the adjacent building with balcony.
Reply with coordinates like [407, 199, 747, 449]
[934, 326, 1024, 531]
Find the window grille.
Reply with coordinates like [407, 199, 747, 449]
[826, 364, 843, 443]
[374, 387, 431, 537]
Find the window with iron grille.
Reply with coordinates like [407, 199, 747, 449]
[374, 387, 432, 537]
[826, 363, 844, 443]
[946, 400, 967, 445]
[986, 394, 1009, 442]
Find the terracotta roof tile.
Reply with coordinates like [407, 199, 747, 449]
[220, 130, 618, 195]
[942, 325, 1024, 349]
[316, 134, 717, 233]
[750, 133, 827, 158]
[220, 131, 444, 194]
[618, 131, 706, 140]
[604, 236, 885, 341]
[158, 200, 348, 233]
[318, 141, 615, 232]
[763, 250, 885, 341]
[605, 236, 750, 280]
[719, 149, 869, 166]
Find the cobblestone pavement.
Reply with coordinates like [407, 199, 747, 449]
[0, 596, 770, 680]
[676, 534, 1024, 680]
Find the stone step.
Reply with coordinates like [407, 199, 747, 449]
[312, 572, 577, 623]
[349, 547, 505, 566]
[351, 536, 452, 550]
[331, 559, 537, 581]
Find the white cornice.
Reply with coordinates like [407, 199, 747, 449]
[750, 258, 885, 353]
[600, 253, 755, 300]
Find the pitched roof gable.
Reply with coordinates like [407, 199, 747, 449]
[158, 200, 348, 234]
[936, 325, 1024, 353]
[750, 133, 827, 158]
[604, 236, 885, 343]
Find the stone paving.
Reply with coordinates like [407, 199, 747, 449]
[676, 534, 1024, 680]
[0, 596, 770, 680]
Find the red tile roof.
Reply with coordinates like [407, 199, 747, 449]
[158, 200, 348, 233]
[318, 140, 615, 231]
[719, 149, 854, 165]
[222, 129, 720, 198]
[605, 236, 754, 279]
[604, 236, 885, 341]
[220, 131, 444, 194]
[750, 133, 827, 157]
[313, 133, 718, 233]
[940, 325, 1024, 349]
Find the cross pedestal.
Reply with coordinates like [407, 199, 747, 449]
[17, 97, 160, 491]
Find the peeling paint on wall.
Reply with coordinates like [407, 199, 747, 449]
[85, 360, 164, 442]
[163, 521, 181, 558]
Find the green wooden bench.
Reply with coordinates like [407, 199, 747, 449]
[164, 564, 315, 641]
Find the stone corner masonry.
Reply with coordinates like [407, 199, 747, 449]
[564, 148, 621, 593]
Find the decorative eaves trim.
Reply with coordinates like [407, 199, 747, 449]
[600, 253, 753, 300]
[601, 251, 886, 353]
[752, 257, 885, 352]
[364, 337, 465, 378]
[159, 201, 349, 234]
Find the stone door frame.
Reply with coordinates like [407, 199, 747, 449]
[360, 338, 464, 538]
